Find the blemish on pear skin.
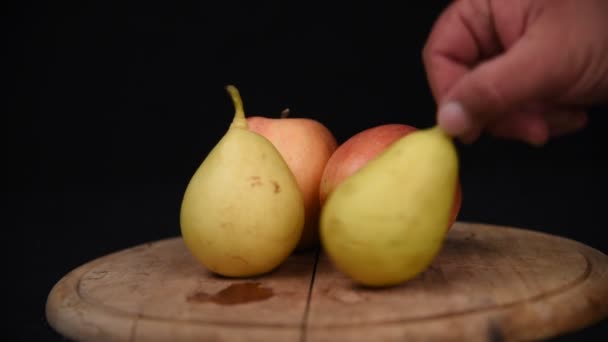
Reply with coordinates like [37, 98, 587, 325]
[249, 176, 262, 187]
[270, 180, 281, 193]
[232, 255, 249, 265]
[186, 282, 274, 305]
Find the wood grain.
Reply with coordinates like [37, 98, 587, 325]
[307, 222, 608, 341]
[46, 222, 608, 341]
[46, 238, 316, 341]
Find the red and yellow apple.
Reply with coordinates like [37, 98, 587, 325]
[320, 123, 462, 228]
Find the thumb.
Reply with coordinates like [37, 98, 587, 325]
[437, 34, 563, 140]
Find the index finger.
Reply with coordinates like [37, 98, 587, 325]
[422, 0, 499, 102]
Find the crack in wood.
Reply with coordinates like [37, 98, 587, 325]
[300, 248, 320, 342]
[46, 224, 608, 342]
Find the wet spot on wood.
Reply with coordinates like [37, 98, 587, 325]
[187, 282, 274, 305]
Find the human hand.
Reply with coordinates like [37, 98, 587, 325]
[423, 0, 608, 145]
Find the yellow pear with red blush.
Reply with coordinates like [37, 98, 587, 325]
[320, 123, 462, 228]
[248, 110, 338, 251]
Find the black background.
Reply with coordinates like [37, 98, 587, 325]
[7, 1, 607, 340]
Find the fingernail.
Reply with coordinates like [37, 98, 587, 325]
[438, 101, 470, 136]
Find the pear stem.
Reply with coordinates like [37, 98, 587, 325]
[226, 85, 248, 129]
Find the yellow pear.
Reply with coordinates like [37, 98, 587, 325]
[319, 126, 458, 287]
[180, 85, 305, 277]
[247, 114, 338, 251]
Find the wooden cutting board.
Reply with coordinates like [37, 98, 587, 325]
[46, 222, 608, 342]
